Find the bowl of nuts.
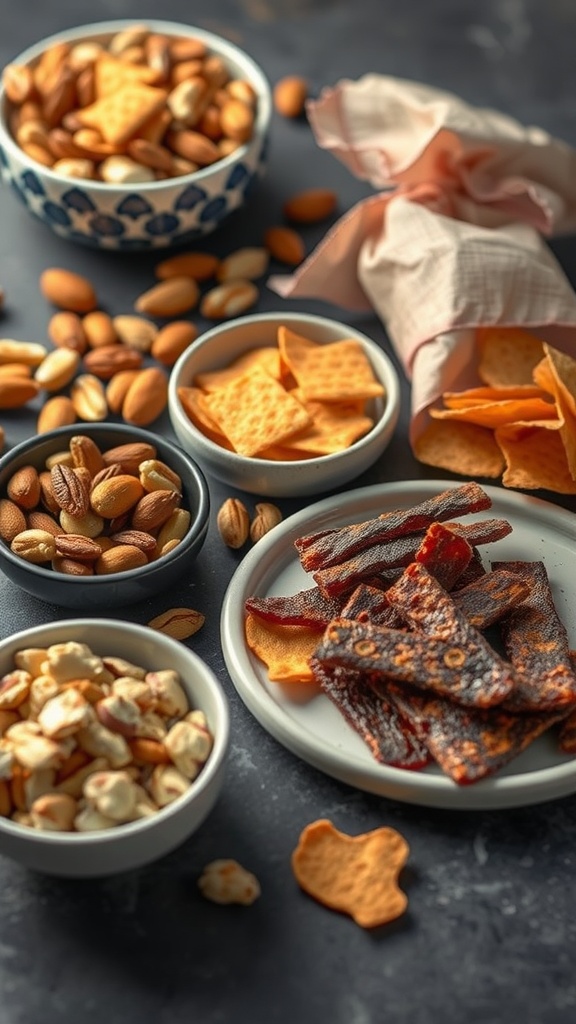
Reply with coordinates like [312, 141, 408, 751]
[0, 617, 229, 876]
[168, 311, 401, 497]
[0, 19, 272, 249]
[0, 422, 210, 608]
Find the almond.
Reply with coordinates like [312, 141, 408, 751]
[0, 377, 41, 408]
[54, 534, 101, 561]
[106, 370, 142, 414]
[154, 251, 220, 281]
[0, 363, 31, 379]
[7, 466, 41, 510]
[131, 490, 181, 532]
[69, 434, 105, 476]
[90, 475, 145, 519]
[134, 278, 200, 318]
[27, 511, 61, 537]
[264, 225, 306, 266]
[219, 98, 254, 143]
[121, 366, 169, 427]
[83, 345, 143, 380]
[217, 247, 269, 282]
[283, 188, 338, 224]
[82, 310, 118, 349]
[166, 128, 220, 166]
[3, 63, 34, 104]
[48, 311, 88, 353]
[101, 442, 157, 475]
[273, 76, 308, 118]
[217, 497, 250, 548]
[147, 607, 205, 640]
[0, 498, 27, 542]
[37, 395, 77, 434]
[200, 280, 259, 319]
[95, 545, 148, 575]
[39, 268, 97, 313]
[112, 316, 157, 352]
[151, 321, 198, 366]
[50, 463, 90, 518]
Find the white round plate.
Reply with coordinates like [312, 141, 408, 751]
[220, 480, 576, 809]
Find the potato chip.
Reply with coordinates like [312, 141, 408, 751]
[195, 347, 283, 392]
[414, 420, 505, 478]
[430, 396, 557, 429]
[530, 354, 576, 479]
[278, 326, 385, 402]
[496, 421, 576, 492]
[205, 368, 312, 457]
[477, 327, 545, 387]
[245, 613, 320, 682]
[291, 819, 409, 929]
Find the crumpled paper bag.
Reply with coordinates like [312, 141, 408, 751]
[269, 75, 576, 442]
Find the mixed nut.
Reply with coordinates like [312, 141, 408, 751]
[2, 23, 259, 183]
[1, 434, 191, 576]
[0, 640, 213, 831]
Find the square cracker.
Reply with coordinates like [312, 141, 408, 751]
[77, 81, 168, 145]
[205, 367, 312, 457]
[278, 326, 385, 402]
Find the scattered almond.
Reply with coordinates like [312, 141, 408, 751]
[250, 502, 283, 543]
[151, 321, 198, 366]
[39, 268, 97, 313]
[264, 225, 305, 266]
[154, 251, 220, 281]
[121, 366, 169, 427]
[147, 607, 205, 640]
[134, 277, 200, 318]
[217, 498, 250, 548]
[200, 280, 259, 319]
[37, 395, 77, 433]
[283, 188, 337, 224]
[217, 247, 269, 282]
[273, 75, 308, 118]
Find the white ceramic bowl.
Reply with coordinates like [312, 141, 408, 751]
[168, 312, 401, 497]
[0, 618, 229, 877]
[0, 20, 272, 250]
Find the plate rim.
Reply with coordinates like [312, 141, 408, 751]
[220, 479, 576, 810]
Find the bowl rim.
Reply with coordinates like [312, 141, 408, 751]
[0, 617, 230, 846]
[0, 421, 210, 587]
[168, 310, 402, 468]
[0, 18, 272, 191]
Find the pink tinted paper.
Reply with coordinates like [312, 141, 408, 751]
[268, 76, 576, 441]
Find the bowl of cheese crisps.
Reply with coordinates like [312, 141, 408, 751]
[0, 19, 271, 249]
[168, 312, 401, 497]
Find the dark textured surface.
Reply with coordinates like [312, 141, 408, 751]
[1, 3, 576, 1022]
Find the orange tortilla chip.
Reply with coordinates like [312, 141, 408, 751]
[495, 421, 576, 492]
[531, 353, 576, 479]
[414, 419, 505, 478]
[278, 326, 385, 402]
[430, 396, 557, 428]
[291, 819, 409, 929]
[194, 347, 283, 392]
[543, 344, 576, 419]
[443, 385, 550, 408]
[477, 327, 545, 387]
[245, 613, 320, 683]
[205, 367, 312, 457]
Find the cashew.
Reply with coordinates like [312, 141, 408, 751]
[198, 860, 261, 906]
[145, 669, 189, 718]
[83, 770, 138, 822]
[30, 791, 76, 830]
[165, 719, 213, 779]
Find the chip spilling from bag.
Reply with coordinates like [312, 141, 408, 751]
[414, 327, 576, 493]
[177, 326, 385, 460]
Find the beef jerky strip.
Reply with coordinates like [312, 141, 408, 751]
[314, 616, 514, 708]
[340, 583, 403, 628]
[310, 658, 430, 770]
[384, 563, 515, 706]
[313, 517, 512, 599]
[451, 548, 486, 589]
[558, 707, 576, 753]
[493, 560, 576, 711]
[452, 569, 530, 630]
[386, 683, 562, 785]
[296, 481, 492, 571]
[245, 585, 341, 627]
[414, 521, 473, 591]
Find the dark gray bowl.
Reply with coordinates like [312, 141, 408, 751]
[0, 423, 210, 609]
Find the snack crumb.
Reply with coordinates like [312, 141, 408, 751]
[198, 858, 261, 905]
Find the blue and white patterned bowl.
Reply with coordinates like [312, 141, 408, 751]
[0, 20, 272, 250]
